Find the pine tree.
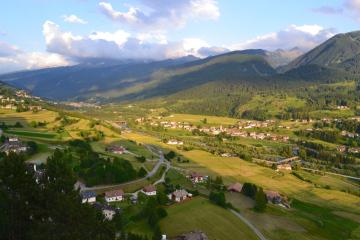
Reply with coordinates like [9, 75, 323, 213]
[254, 187, 267, 212]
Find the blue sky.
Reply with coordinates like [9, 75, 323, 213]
[0, 0, 358, 73]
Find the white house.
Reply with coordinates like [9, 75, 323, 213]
[80, 191, 96, 204]
[167, 139, 183, 145]
[105, 189, 124, 203]
[142, 185, 157, 196]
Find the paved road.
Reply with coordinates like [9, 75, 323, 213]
[82, 147, 165, 191]
[230, 209, 267, 240]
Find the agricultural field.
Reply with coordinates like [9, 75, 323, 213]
[120, 131, 360, 214]
[159, 197, 259, 240]
[163, 113, 238, 126]
[226, 192, 360, 240]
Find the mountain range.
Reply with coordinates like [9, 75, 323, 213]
[0, 31, 359, 105]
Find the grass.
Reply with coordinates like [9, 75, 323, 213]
[160, 197, 259, 240]
[5, 129, 57, 139]
[163, 113, 238, 126]
[236, 95, 306, 116]
[227, 192, 360, 240]
[121, 131, 360, 215]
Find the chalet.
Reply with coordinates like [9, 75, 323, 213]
[168, 189, 192, 203]
[265, 190, 282, 204]
[94, 203, 118, 220]
[106, 145, 126, 155]
[349, 147, 360, 154]
[227, 182, 243, 193]
[142, 185, 157, 196]
[189, 172, 204, 183]
[105, 189, 124, 203]
[167, 139, 184, 145]
[80, 191, 97, 204]
[276, 164, 292, 171]
[175, 231, 208, 240]
[336, 145, 347, 153]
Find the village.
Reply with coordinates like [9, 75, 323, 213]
[0, 90, 43, 112]
[137, 117, 291, 143]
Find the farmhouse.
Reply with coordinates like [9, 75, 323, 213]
[94, 203, 118, 221]
[227, 182, 243, 193]
[80, 191, 97, 204]
[106, 145, 126, 155]
[336, 145, 346, 152]
[349, 147, 360, 154]
[265, 190, 282, 204]
[142, 185, 157, 196]
[105, 189, 124, 203]
[276, 164, 292, 171]
[189, 172, 204, 183]
[168, 189, 192, 203]
[167, 139, 184, 145]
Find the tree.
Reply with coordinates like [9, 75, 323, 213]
[241, 182, 258, 199]
[136, 156, 146, 163]
[138, 167, 147, 177]
[209, 191, 227, 208]
[0, 152, 116, 240]
[254, 187, 267, 212]
[165, 151, 176, 160]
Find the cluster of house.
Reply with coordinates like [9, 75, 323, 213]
[187, 172, 207, 183]
[105, 145, 126, 155]
[0, 137, 28, 155]
[337, 145, 360, 154]
[340, 130, 359, 139]
[79, 188, 124, 220]
[0, 92, 42, 111]
[64, 101, 101, 109]
[15, 90, 41, 100]
[336, 105, 350, 110]
[227, 182, 290, 208]
[158, 122, 290, 143]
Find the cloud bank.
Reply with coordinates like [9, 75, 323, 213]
[42, 21, 215, 60]
[0, 41, 71, 74]
[231, 24, 336, 51]
[99, 0, 219, 30]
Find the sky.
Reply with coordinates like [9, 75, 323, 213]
[0, 0, 359, 73]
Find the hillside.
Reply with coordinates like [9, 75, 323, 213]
[282, 31, 360, 72]
[0, 49, 301, 102]
[0, 57, 199, 101]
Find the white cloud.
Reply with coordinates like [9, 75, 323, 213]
[99, 0, 219, 30]
[0, 41, 21, 57]
[0, 39, 71, 74]
[230, 24, 336, 51]
[42, 20, 213, 60]
[62, 14, 87, 24]
[344, 0, 360, 20]
[314, 0, 360, 21]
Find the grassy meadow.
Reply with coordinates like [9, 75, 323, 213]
[160, 197, 259, 240]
